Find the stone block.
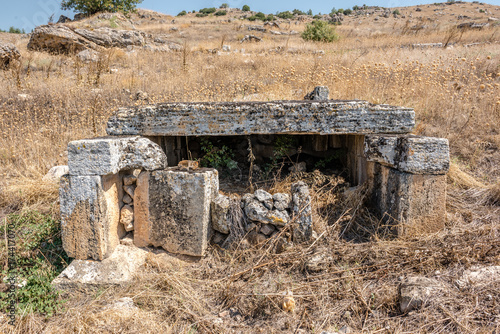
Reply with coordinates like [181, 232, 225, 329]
[364, 135, 450, 174]
[368, 163, 447, 235]
[52, 245, 148, 290]
[291, 181, 313, 242]
[60, 174, 126, 260]
[68, 136, 167, 176]
[134, 168, 219, 256]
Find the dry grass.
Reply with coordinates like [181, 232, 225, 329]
[0, 2, 499, 333]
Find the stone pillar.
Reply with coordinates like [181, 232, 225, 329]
[134, 168, 219, 256]
[61, 136, 168, 260]
[365, 135, 450, 235]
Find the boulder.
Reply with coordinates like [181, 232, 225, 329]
[73, 27, 145, 48]
[291, 182, 313, 242]
[0, 42, 21, 69]
[27, 25, 96, 53]
[399, 276, 446, 313]
[211, 194, 231, 234]
[67, 136, 167, 176]
[254, 189, 273, 209]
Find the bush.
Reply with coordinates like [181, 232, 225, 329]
[61, 0, 143, 15]
[177, 10, 187, 16]
[199, 7, 216, 14]
[215, 10, 227, 16]
[301, 20, 339, 42]
[276, 11, 293, 19]
[196, 13, 207, 17]
[344, 9, 352, 15]
[1, 26, 26, 34]
[248, 12, 266, 21]
[220, 3, 228, 8]
[265, 14, 275, 21]
[292, 9, 306, 16]
[393, 9, 401, 15]
[242, 4, 250, 11]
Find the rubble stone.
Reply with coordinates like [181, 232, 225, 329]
[291, 182, 313, 242]
[399, 276, 446, 313]
[273, 193, 290, 210]
[254, 189, 273, 209]
[211, 194, 231, 234]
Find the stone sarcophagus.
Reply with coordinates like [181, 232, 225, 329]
[59, 88, 450, 263]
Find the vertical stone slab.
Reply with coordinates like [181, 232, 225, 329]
[291, 181, 313, 242]
[60, 174, 125, 260]
[346, 135, 367, 186]
[134, 168, 219, 256]
[370, 164, 446, 235]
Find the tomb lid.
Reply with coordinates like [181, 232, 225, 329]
[106, 100, 415, 137]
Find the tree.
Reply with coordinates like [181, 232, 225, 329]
[220, 3, 229, 8]
[242, 5, 250, 11]
[301, 20, 339, 42]
[61, 0, 143, 15]
[307, 9, 313, 16]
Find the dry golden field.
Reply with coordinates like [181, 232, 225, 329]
[0, 2, 499, 333]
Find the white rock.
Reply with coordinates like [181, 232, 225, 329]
[273, 193, 290, 210]
[254, 189, 273, 209]
[42, 165, 69, 183]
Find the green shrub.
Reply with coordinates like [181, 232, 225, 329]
[242, 4, 250, 11]
[276, 11, 293, 19]
[220, 3, 229, 8]
[177, 10, 187, 16]
[0, 211, 70, 317]
[301, 20, 339, 42]
[3, 26, 26, 34]
[292, 9, 306, 16]
[215, 10, 227, 16]
[196, 13, 207, 17]
[344, 8, 352, 15]
[199, 7, 216, 14]
[61, 0, 142, 15]
[393, 9, 400, 15]
[200, 138, 235, 169]
[307, 9, 313, 16]
[265, 14, 275, 21]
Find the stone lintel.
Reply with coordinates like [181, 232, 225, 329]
[68, 136, 167, 176]
[106, 101, 415, 137]
[364, 135, 450, 175]
[134, 168, 219, 256]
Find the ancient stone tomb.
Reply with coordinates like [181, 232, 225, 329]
[59, 96, 450, 263]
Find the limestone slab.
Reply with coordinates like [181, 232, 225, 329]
[291, 182, 313, 242]
[52, 245, 148, 290]
[106, 101, 415, 136]
[364, 135, 450, 175]
[68, 136, 167, 176]
[60, 174, 126, 260]
[134, 168, 219, 256]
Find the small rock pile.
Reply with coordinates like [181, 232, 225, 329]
[211, 181, 313, 246]
[120, 170, 140, 232]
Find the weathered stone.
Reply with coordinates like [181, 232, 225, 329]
[68, 136, 167, 176]
[305, 250, 333, 272]
[76, 49, 100, 62]
[123, 175, 137, 186]
[304, 86, 329, 100]
[255, 189, 273, 209]
[0, 42, 21, 69]
[42, 165, 69, 183]
[134, 168, 219, 256]
[51, 245, 147, 290]
[244, 198, 269, 223]
[291, 182, 313, 242]
[268, 209, 290, 226]
[120, 205, 134, 231]
[106, 101, 415, 137]
[122, 194, 133, 204]
[364, 135, 450, 174]
[73, 28, 145, 48]
[123, 185, 135, 199]
[368, 163, 447, 235]
[273, 193, 290, 210]
[60, 174, 126, 260]
[211, 194, 231, 234]
[27, 25, 96, 53]
[259, 224, 275, 236]
[399, 276, 445, 313]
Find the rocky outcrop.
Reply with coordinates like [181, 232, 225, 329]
[27, 25, 145, 54]
[0, 42, 21, 69]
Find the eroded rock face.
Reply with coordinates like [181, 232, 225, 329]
[0, 42, 21, 69]
[28, 25, 96, 53]
[74, 27, 145, 48]
[68, 136, 167, 176]
[134, 168, 219, 256]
